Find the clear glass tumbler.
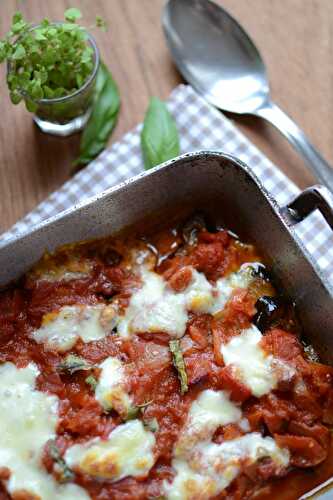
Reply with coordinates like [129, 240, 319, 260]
[9, 29, 100, 137]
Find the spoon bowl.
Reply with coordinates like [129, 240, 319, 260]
[163, 0, 269, 114]
[162, 0, 333, 191]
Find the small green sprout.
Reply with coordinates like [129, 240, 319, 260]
[0, 9, 105, 111]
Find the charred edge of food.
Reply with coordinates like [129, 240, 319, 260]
[102, 248, 123, 267]
[247, 262, 272, 282]
[88, 245, 123, 267]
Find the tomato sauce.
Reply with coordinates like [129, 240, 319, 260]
[0, 214, 332, 500]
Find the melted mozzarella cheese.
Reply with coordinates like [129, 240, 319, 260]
[189, 389, 241, 429]
[210, 268, 254, 314]
[0, 362, 89, 500]
[33, 304, 117, 352]
[165, 434, 289, 500]
[117, 265, 254, 339]
[164, 459, 221, 500]
[95, 356, 132, 416]
[65, 420, 155, 481]
[176, 390, 242, 456]
[163, 389, 289, 500]
[182, 270, 214, 313]
[221, 325, 277, 397]
[164, 388, 289, 499]
[197, 432, 289, 468]
[117, 269, 188, 338]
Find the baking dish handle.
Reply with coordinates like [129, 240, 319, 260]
[281, 185, 333, 230]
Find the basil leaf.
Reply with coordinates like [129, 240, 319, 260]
[48, 440, 74, 483]
[144, 418, 159, 433]
[12, 44, 26, 60]
[96, 16, 107, 31]
[64, 8, 82, 22]
[141, 97, 180, 170]
[124, 400, 153, 421]
[137, 400, 153, 409]
[57, 354, 94, 375]
[125, 405, 140, 421]
[169, 340, 188, 395]
[74, 62, 120, 166]
[24, 98, 38, 113]
[10, 91, 21, 105]
[85, 375, 98, 391]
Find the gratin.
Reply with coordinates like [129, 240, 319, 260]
[0, 214, 332, 500]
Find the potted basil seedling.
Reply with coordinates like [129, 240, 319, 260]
[0, 9, 106, 136]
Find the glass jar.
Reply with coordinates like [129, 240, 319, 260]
[8, 27, 100, 137]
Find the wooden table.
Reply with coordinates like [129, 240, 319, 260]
[1, 0, 332, 233]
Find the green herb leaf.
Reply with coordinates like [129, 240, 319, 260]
[30, 80, 43, 100]
[48, 440, 74, 483]
[41, 18, 50, 28]
[0, 9, 105, 109]
[96, 16, 107, 31]
[62, 22, 78, 32]
[125, 405, 140, 421]
[34, 69, 48, 84]
[94, 61, 108, 95]
[34, 29, 47, 41]
[145, 418, 159, 433]
[123, 400, 153, 421]
[64, 8, 82, 22]
[137, 400, 153, 409]
[58, 354, 94, 375]
[12, 12, 23, 24]
[24, 98, 38, 113]
[12, 44, 26, 60]
[169, 340, 188, 395]
[74, 61, 120, 166]
[9, 90, 21, 105]
[11, 20, 28, 35]
[0, 41, 6, 62]
[85, 375, 98, 391]
[140, 97, 180, 170]
[43, 86, 54, 99]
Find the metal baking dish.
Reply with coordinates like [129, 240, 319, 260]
[0, 151, 333, 498]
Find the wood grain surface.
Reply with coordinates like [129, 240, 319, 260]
[0, 0, 332, 233]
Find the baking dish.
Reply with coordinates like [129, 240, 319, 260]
[0, 151, 333, 498]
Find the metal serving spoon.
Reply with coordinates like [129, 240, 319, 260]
[162, 0, 333, 192]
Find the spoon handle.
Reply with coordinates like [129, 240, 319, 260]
[256, 102, 333, 192]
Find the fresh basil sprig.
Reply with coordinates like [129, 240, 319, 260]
[141, 97, 180, 170]
[74, 61, 120, 166]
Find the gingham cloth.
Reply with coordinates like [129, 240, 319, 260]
[2, 84, 333, 284]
